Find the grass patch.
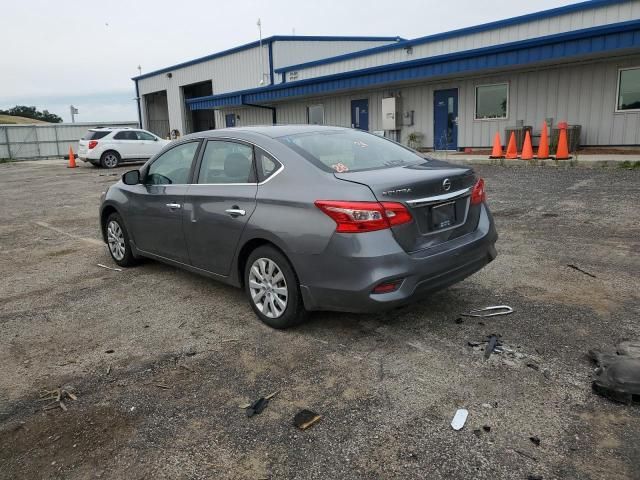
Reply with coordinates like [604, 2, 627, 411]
[618, 160, 640, 169]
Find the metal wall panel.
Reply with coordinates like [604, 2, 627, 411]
[137, 45, 270, 135]
[270, 54, 640, 147]
[0, 122, 138, 160]
[289, 1, 640, 81]
[272, 40, 398, 69]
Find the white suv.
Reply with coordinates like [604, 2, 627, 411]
[78, 127, 170, 168]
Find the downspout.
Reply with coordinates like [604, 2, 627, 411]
[268, 41, 275, 85]
[134, 79, 143, 128]
[243, 103, 277, 125]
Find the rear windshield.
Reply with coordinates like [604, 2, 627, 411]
[82, 130, 110, 140]
[277, 130, 425, 173]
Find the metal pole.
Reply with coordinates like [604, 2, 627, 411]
[257, 19, 265, 85]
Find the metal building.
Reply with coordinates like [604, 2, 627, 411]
[134, 0, 640, 149]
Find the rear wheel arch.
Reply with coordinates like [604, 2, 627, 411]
[236, 238, 293, 288]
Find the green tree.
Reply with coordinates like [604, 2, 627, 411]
[0, 105, 63, 123]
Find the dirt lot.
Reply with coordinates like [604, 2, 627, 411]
[1, 160, 639, 480]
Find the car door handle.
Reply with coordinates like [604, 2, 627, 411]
[166, 203, 182, 209]
[225, 208, 246, 217]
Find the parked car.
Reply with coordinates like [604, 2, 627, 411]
[78, 127, 170, 168]
[99, 126, 497, 328]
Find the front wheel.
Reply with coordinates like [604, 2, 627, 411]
[244, 246, 307, 329]
[105, 213, 137, 267]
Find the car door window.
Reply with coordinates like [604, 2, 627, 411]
[146, 142, 199, 185]
[197, 140, 255, 184]
[255, 148, 281, 182]
[136, 131, 156, 141]
[114, 131, 137, 140]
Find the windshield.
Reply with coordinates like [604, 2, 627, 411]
[277, 130, 426, 173]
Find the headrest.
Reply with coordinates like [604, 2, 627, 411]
[224, 153, 250, 179]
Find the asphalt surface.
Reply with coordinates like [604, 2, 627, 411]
[0, 159, 639, 480]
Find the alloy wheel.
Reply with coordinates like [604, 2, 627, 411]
[107, 220, 126, 261]
[103, 153, 118, 168]
[248, 257, 288, 318]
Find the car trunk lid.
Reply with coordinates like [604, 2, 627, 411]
[334, 159, 480, 252]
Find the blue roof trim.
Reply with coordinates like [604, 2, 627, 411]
[187, 20, 640, 110]
[132, 35, 402, 81]
[274, 0, 633, 74]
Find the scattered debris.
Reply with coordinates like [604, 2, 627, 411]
[526, 362, 540, 371]
[450, 409, 468, 430]
[473, 429, 482, 437]
[529, 435, 541, 446]
[105, 349, 114, 354]
[39, 387, 77, 412]
[589, 340, 640, 404]
[468, 341, 482, 347]
[294, 409, 322, 430]
[455, 317, 464, 324]
[221, 338, 240, 343]
[97, 263, 122, 272]
[461, 305, 513, 317]
[177, 321, 186, 328]
[483, 425, 491, 432]
[527, 475, 543, 480]
[567, 264, 596, 278]
[513, 448, 538, 462]
[485, 334, 502, 360]
[481, 403, 493, 409]
[242, 391, 278, 417]
[155, 384, 171, 389]
[106, 365, 112, 375]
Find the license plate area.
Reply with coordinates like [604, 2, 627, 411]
[430, 201, 457, 230]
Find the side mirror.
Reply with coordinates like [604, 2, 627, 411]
[154, 137, 158, 141]
[122, 169, 141, 185]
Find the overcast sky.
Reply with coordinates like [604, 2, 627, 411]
[1, 0, 574, 122]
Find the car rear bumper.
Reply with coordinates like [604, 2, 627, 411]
[296, 203, 498, 313]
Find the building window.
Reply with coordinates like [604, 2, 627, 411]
[307, 104, 324, 125]
[475, 83, 508, 120]
[617, 67, 640, 111]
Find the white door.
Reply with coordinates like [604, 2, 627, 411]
[134, 130, 161, 158]
[112, 130, 139, 159]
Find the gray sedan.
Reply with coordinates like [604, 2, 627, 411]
[99, 126, 497, 328]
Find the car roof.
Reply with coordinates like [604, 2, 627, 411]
[187, 124, 351, 140]
[89, 127, 135, 131]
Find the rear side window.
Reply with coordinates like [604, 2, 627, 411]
[146, 142, 199, 185]
[255, 148, 281, 182]
[197, 141, 255, 184]
[114, 131, 137, 140]
[82, 130, 110, 140]
[277, 129, 424, 173]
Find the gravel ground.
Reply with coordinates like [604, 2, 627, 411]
[0, 160, 639, 480]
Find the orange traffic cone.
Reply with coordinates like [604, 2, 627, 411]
[67, 146, 78, 168]
[489, 132, 504, 159]
[536, 121, 550, 159]
[555, 125, 571, 160]
[505, 131, 518, 159]
[521, 130, 533, 160]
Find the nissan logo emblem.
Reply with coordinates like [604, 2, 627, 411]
[442, 178, 452, 191]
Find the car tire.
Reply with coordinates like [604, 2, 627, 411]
[100, 150, 121, 169]
[244, 245, 307, 329]
[105, 212, 137, 267]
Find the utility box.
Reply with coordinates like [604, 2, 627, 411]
[382, 97, 400, 130]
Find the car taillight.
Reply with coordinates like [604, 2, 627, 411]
[470, 178, 486, 205]
[88, 140, 98, 149]
[314, 200, 412, 233]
